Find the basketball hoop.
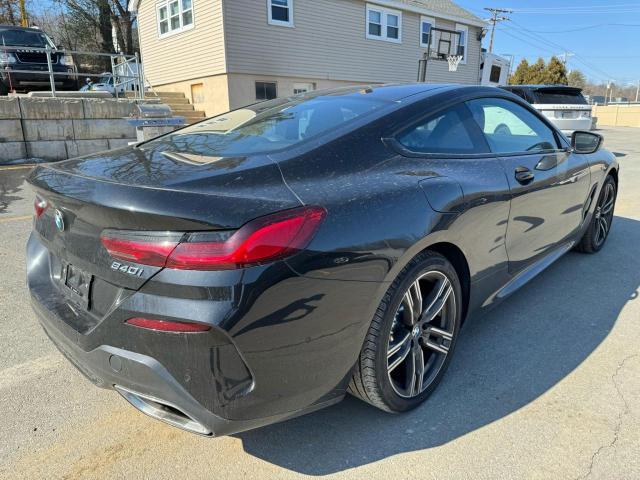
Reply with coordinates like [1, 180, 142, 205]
[447, 55, 463, 72]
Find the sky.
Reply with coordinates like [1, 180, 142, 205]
[455, 0, 640, 85]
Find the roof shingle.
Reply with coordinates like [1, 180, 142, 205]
[393, 0, 484, 25]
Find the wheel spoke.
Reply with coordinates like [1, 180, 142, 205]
[410, 280, 423, 321]
[404, 343, 416, 393]
[425, 326, 453, 342]
[594, 219, 602, 244]
[411, 344, 425, 395]
[388, 334, 412, 372]
[420, 276, 452, 324]
[388, 332, 411, 359]
[402, 291, 415, 326]
[423, 338, 450, 355]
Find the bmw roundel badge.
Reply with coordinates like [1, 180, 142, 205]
[54, 209, 65, 232]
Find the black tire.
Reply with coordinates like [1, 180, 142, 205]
[575, 175, 617, 254]
[0, 81, 9, 96]
[348, 251, 462, 413]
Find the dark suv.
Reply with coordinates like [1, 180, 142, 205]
[0, 26, 78, 94]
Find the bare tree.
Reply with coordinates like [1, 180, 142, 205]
[0, 0, 19, 25]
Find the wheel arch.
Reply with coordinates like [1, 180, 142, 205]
[422, 242, 471, 324]
[608, 166, 619, 186]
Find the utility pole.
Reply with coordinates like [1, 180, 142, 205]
[484, 8, 512, 53]
[558, 52, 575, 66]
[19, 0, 28, 27]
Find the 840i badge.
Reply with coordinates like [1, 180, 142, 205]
[111, 261, 144, 277]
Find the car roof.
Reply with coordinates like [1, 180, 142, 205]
[0, 25, 46, 32]
[502, 85, 582, 92]
[305, 83, 502, 103]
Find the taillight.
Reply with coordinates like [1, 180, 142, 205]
[100, 231, 182, 267]
[100, 206, 326, 271]
[34, 196, 48, 217]
[125, 317, 210, 332]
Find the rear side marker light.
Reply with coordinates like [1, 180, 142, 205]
[101, 206, 326, 271]
[34, 197, 48, 217]
[125, 318, 211, 333]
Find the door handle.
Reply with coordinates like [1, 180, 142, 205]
[515, 166, 534, 184]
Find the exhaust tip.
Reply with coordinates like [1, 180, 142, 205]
[115, 385, 212, 436]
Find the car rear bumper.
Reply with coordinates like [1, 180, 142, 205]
[546, 117, 593, 134]
[1, 66, 77, 90]
[32, 296, 340, 436]
[27, 231, 376, 435]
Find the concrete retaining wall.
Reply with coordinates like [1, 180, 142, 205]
[593, 105, 640, 128]
[0, 97, 146, 164]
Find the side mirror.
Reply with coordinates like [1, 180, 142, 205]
[571, 131, 603, 154]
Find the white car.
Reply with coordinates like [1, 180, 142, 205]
[500, 85, 593, 135]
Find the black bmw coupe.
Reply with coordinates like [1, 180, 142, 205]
[27, 84, 618, 436]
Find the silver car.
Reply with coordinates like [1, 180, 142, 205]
[500, 85, 593, 135]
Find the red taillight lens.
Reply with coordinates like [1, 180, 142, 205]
[100, 206, 326, 271]
[34, 197, 48, 217]
[101, 234, 180, 267]
[166, 206, 326, 270]
[125, 317, 210, 332]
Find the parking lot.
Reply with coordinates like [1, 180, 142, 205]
[0, 127, 638, 479]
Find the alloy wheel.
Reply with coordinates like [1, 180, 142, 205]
[594, 182, 616, 247]
[387, 271, 457, 398]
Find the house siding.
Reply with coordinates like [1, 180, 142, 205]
[138, 0, 227, 86]
[223, 0, 481, 84]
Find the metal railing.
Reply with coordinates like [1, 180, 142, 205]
[0, 44, 145, 99]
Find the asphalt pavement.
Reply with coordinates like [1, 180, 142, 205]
[0, 128, 638, 479]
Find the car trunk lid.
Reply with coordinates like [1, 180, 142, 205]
[28, 145, 301, 293]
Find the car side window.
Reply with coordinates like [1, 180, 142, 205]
[466, 98, 559, 154]
[397, 104, 489, 155]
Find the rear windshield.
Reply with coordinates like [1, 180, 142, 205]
[0, 29, 53, 47]
[533, 89, 588, 105]
[145, 92, 390, 156]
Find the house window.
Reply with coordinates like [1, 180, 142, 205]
[157, 0, 193, 38]
[366, 4, 402, 43]
[455, 24, 468, 64]
[256, 81, 277, 100]
[293, 82, 315, 95]
[268, 0, 293, 27]
[420, 16, 434, 48]
[489, 65, 502, 83]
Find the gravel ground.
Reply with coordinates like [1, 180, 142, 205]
[0, 127, 638, 480]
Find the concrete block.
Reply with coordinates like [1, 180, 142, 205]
[0, 97, 21, 119]
[20, 97, 83, 120]
[26, 141, 68, 161]
[22, 119, 74, 141]
[0, 142, 27, 163]
[0, 119, 24, 142]
[65, 140, 109, 158]
[73, 119, 135, 140]
[82, 99, 140, 119]
[107, 138, 135, 150]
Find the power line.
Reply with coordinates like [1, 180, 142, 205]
[520, 23, 640, 33]
[507, 19, 616, 80]
[496, 23, 613, 82]
[484, 8, 512, 53]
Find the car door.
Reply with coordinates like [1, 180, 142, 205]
[466, 97, 591, 273]
[389, 101, 513, 289]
